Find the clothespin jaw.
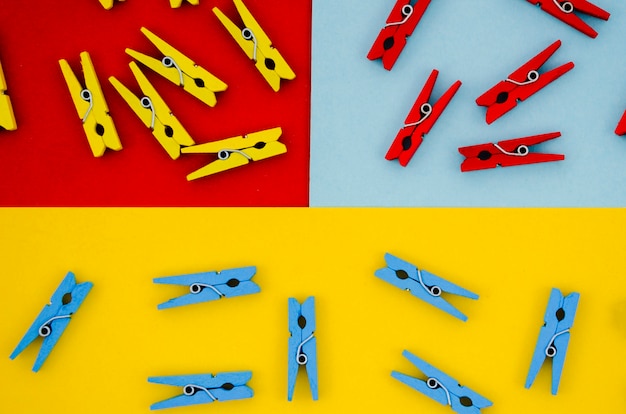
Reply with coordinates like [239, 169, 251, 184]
[526, 0, 610, 38]
[9, 272, 93, 372]
[288, 296, 318, 401]
[458, 132, 564, 172]
[181, 126, 286, 180]
[213, 0, 295, 91]
[375, 253, 478, 321]
[525, 288, 580, 395]
[59, 52, 122, 157]
[392, 350, 492, 414]
[0, 59, 16, 131]
[126, 27, 227, 107]
[367, 0, 432, 70]
[149, 371, 253, 410]
[385, 69, 461, 166]
[109, 62, 195, 159]
[476, 40, 574, 124]
[170, 0, 200, 8]
[154, 266, 260, 309]
[99, 0, 125, 10]
[615, 110, 626, 136]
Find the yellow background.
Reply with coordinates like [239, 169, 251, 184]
[1, 208, 625, 413]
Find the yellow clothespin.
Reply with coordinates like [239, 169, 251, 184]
[181, 126, 286, 180]
[99, 0, 125, 10]
[59, 52, 121, 157]
[170, 0, 199, 8]
[109, 62, 195, 160]
[126, 27, 227, 107]
[213, 0, 295, 91]
[0, 59, 16, 131]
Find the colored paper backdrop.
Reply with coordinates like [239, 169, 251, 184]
[310, 0, 626, 206]
[1, 208, 625, 413]
[0, 0, 310, 206]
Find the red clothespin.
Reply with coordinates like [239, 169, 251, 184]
[526, 0, 610, 38]
[458, 132, 564, 172]
[385, 69, 461, 166]
[476, 40, 574, 124]
[367, 0, 431, 70]
[616, 111, 626, 136]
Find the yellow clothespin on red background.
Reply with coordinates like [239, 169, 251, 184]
[0, 58, 16, 131]
[213, 0, 295, 91]
[181, 127, 286, 180]
[126, 27, 227, 107]
[170, 0, 199, 8]
[109, 62, 195, 160]
[59, 52, 121, 157]
[99, 0, 125, 10]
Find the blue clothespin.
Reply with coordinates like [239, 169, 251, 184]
[375, 253, 478, 321]
[9, 271, 93, 372]
[288, 296, 318, 401]
[392, 350, 492, 414]
[525, 288, 580, 395]
[148, 371, 253, 410]
[154, 266, 260, 309]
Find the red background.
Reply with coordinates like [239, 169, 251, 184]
[0, 0, 311, 206]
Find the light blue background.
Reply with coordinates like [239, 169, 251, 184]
[310, 0, 626, 206]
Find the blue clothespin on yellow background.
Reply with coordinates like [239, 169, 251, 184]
[109, 62, 195, 160]
[0, 57, 17, 131]
[525, 288, 580, 395]
[213, 0, 295, 91]
[59, 52, 121, 157]
[375, 253, 478, 321]
[9, 272, 92, 372]
[392, 350, 492, 414]
[149, 371, 253, 410]
[126, 27, 226, 107]
[288, 296, 318, 401]
[181, 127, 287, 180]
[154, 266, 259, 309]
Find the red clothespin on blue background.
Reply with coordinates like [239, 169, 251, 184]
[615, 110, 626, 136]
[367, 0, 431, 70]
[458, 132, 564, 172]
[526, 0, 610, 38]
[476, 40, 573, 124]
[386, 69, 461, 166]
